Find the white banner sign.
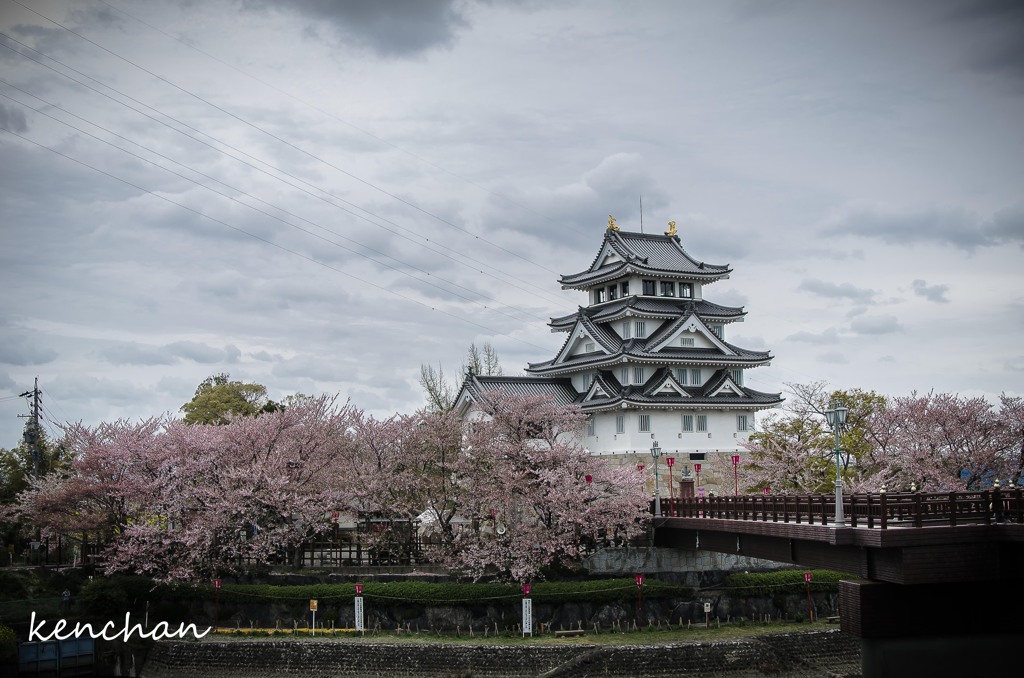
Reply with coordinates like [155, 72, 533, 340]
[522, 598, 532, 637]
[354, 596, 364, 632]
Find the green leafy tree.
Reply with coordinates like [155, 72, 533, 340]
[743, 381, 886, 493]
[180, 373, 281, 425]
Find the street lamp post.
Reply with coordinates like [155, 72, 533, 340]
[651, 441, 662, 517]
[824, 400, 849, 527]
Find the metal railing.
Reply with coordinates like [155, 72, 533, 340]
[655, 487, 1024, 529]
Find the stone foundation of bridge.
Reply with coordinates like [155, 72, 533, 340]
[840, 580, 1023, 676]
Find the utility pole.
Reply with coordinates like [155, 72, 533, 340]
[19, 377, 42, 478]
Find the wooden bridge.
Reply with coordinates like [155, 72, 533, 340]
[651, 488, 1024, 677]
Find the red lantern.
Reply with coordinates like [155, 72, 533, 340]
[635, 574, 644, 588]
[585, 474, 593, 484]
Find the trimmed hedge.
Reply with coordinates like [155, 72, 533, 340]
[725, 569, 856, 598]
[150, 578, 693, 607]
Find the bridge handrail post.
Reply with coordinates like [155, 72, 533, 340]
[795, 495, 801, 524]
[772, 496, 778, 523]
[866, 494, 874, 529]
[880, 491, 887, 529]
[913, 492, 923, 528]
[949, 491, 957, 527]
[1014, 487, 1023, 524]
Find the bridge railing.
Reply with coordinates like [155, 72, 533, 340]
[656, 487, 1024, 529]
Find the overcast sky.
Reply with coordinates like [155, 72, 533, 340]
[1, 0, 1022, 447]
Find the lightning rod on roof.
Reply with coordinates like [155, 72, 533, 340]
[640, 195, 644, 233]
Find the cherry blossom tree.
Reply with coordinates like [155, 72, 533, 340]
[866, 392, 1016, 491]
[435, 390, 650, 581]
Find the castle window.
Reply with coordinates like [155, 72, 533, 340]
[616, 415, 625, 434]
[634, 321, 647, 338]
[621, 281, 629, 296]
[638, 414, 651, 432]
[697, 415, 708, 432]
[622, 321, 631, 339]
[660, 281, 675, 297]
[737, 415, 749, 432]
[587, 418, 596, 436]
[690, 368, 702, 385]
[633, 367, 645, 384]
[594, 288, 605, 303]
[675, 368, 687, 385]
[711, 325, 723, 339]
[608, 285, 617, 301]
[730, 369, 743, 385]
[680, 283, 693, 298]
[680, 337, 695, 347]
[642, 280, 656, 295]
[620, 367, 628, 384]
[682, 414, 694, 432]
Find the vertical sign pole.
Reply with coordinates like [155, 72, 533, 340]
[310, 599, 317, 636]
[522, 583, 532, 637]
[354, 584, 364, 632]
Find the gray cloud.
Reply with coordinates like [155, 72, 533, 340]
[825, 205, 1024, 251]
[786, 328, 841, 344]
[244, 0, 469, 57]
[0, 332, 58, 366]
[98, 341, 242, 366]
[849, 315, 902, 335]
[798, 279, 876, 303]
[942, 0, 1024, 81]
[818, 351, 849, 365]
[912, 279, 950, 303]
[0, 103, 28, 133]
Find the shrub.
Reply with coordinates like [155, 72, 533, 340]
[725, 569, 855, 598]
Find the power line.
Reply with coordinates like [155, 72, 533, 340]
[0, 125, 555, 354]
[0, 35, 569, 309]
[0, 88, 554, 327]
[7, 0, 561, 276]
[95, 0, 577, 235]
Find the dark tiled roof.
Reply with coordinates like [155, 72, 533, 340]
[550, 297, 745, 330]
[456, 375, 578, 408]
[578, 368, 782, 410]
[560, 230, 730, 288]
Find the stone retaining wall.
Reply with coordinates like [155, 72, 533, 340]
[140, 630, 861, 677]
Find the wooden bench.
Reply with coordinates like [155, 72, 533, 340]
[554, 629, 586, 638]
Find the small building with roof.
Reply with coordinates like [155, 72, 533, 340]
[454, 218, 782, 495]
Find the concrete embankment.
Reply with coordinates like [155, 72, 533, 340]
[140, 630, 861, 677]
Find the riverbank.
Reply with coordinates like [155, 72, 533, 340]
[141, 628, 861, 677]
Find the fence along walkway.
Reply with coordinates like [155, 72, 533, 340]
[658, 487, 1024, 528]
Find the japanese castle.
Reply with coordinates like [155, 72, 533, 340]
[456, 217, 782, 494]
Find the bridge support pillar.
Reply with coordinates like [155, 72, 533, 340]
[840, 580, 1023, 677]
